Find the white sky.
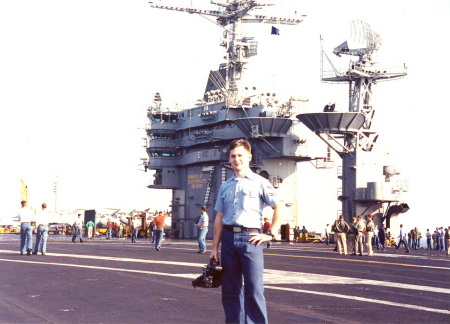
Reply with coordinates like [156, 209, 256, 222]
[0, 0, 449, 230]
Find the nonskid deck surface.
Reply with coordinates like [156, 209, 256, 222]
[0, 236, 448, 323]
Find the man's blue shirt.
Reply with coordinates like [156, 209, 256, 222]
[214, 170, 278, 228]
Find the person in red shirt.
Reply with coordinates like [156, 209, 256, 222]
[106, 219, 113, 240]
[112, 223, 118, 238]
[152, 212, 167, 251]
[263, 217, 272, 248]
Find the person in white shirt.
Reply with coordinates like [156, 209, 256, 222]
[17, 201, 34, 255]
[72, 214, 85, 243]
[34, 203, 50, 255]
[324, 224, 331, 245]
[131, 217, 140, 243]
[196, 206, 209, 253]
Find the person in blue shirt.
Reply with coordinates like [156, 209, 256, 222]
[210, 139, 281, 324]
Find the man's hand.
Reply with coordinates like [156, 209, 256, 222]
[210, 248, 219, 263]
[248, 233, 272, 246]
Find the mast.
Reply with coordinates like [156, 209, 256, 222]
[149, 1, 305, 104]
[298, 22, 408, 223]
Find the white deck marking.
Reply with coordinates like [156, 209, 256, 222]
[1, 249, 449, 315]
[0, 258, 196, 278]
[264, 285, 450, 315]
[263, 269, 450, 294]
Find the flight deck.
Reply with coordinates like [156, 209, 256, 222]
[0, 236, 448, 323]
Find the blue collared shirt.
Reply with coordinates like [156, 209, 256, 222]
[214, 170, 278, 228]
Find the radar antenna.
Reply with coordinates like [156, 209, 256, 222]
[148, 1, 306, 103]
[322, 21, 407, 129]
[299, 23, 408, 223]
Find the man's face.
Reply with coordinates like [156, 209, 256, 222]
[229, 145, 251, 173]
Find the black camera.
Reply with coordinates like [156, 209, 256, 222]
[192, 259, 222, 288]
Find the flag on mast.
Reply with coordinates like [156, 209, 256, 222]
[271, 26, 280, 35]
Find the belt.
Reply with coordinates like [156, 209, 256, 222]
[37, 224, 48, 226]
[223, 225, 260, 233]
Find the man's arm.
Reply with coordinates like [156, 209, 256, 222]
[249, 202, 282, 246]
[209, 212, 224, 262]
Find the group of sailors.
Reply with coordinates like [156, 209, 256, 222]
[326, 215, 450, 256]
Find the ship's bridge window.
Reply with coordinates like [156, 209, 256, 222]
[148, 131, 175, 140]
[147, 148, 175, 157]
[151, 113, 178, 123]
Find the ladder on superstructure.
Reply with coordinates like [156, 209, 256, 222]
[203, 167, 215, 207]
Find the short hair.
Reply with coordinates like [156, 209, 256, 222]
[228, 139, 251, 156]
[42, 203, 47, 208]
[21, 201, 27, 207]
[201, 206, 206, 212]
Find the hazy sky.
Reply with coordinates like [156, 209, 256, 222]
[0, 0, 449, 230]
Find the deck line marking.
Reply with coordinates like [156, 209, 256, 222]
[263, 269, 450, 294]
[266, 253, 450, 270]
[0, 257, 448, 315]
[0, 249, 204, 267]
[0, 258, 195, 278]
[264, 285, 450, 315]
[2, 249, 449, 271]
[1, 254, 449, 294]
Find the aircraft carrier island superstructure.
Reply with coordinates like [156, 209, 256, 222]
[144, 1, 323, 239]
[143, 1, 409, 239]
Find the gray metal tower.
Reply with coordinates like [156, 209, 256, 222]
[298, 22, 408, 224]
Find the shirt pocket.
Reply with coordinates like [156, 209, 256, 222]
[221, 190, 234, 206]
[242, 189, 260, 211]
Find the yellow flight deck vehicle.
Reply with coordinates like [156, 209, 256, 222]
[299, 232, 324, 243]
[124, 212, 153, 238]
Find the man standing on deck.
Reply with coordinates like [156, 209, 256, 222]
[347, 217, 357, 255]
[210, 139, 281, 324]
[324, 223, 331, 245]
[152, 211, 167, 251]
[33, 203, 50, 255]
[106, 219, 112, 239]
[332, 215, 349, 255]
[72, 214, 84, 243]
[196, 206, 209, 253]
[85, 219, 95, 240]
[354, 215, 366, 256]
[17, 200, 34, 255]
[131, 217, 140, 243]
[365, 215, 375, 256]
[378, 223, 387, 252]
[396, 224, 410, 253]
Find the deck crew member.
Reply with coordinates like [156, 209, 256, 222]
[365, 215, 375, 256]
[72, 214, 84, 243]
[210, 139, 281, 324]
[152, 211, 167, 251]
[131, 217, 140, 243]
[17, 200, 34, 255]
[354, 215, 366, 256]
[333, 215, 349, 255]
[34, 203, 50, 255]
[196, 206, 209, 253]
